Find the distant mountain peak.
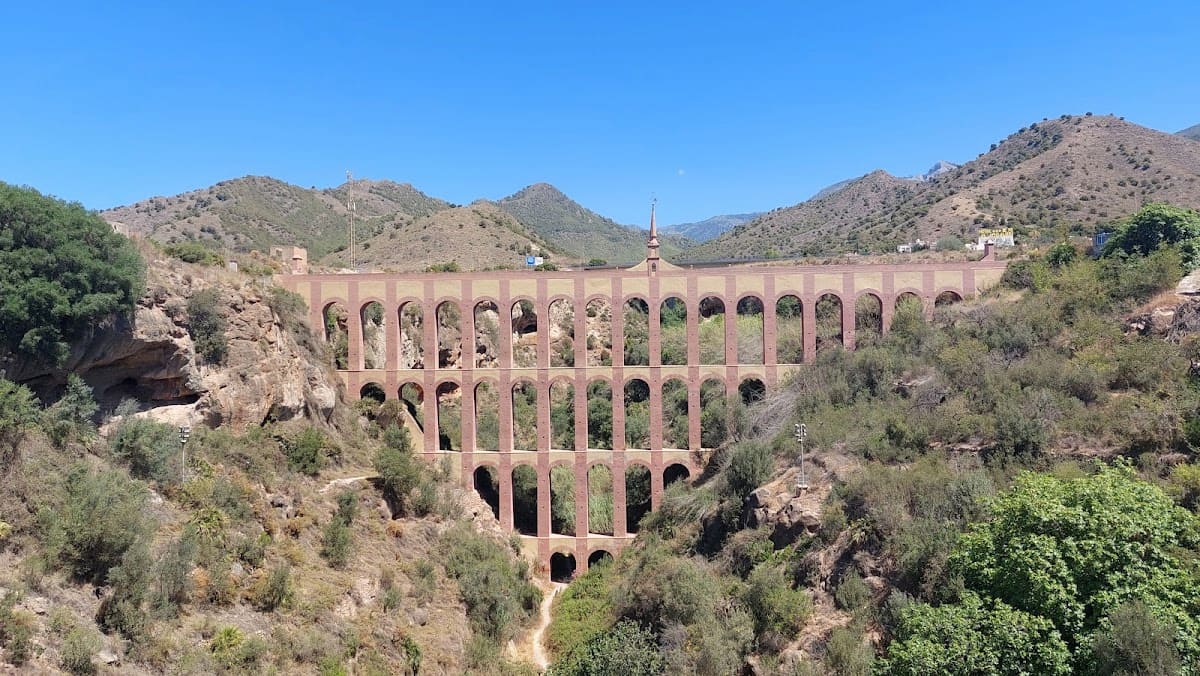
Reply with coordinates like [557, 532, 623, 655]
[1180, 124, 1200, 141]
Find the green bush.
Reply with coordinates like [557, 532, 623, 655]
[321, 520, 351, 568]
[742, 562, 813, 645]
[0, 593, 34, 666]
[833, 570, 871, 613]
[0, 378, 38, 471]
[375, 425, 423, 516]
[253, 564, 293, 612]
[164, 241, 224, 266]
[0, 182, 144, 365]
[546, 562, 615, 660]
[42, 374, 97, 447]
[47, 464, 152, 583]
[111, 417, 179, 484]
[823, 626, 876, 676]
[60, 625, 100, 675]
[187, 288, 228, 364]
[284, 427, 328, 476]
[724, 440, 773, 500]
[549, 620, 663, 676]
[440, 522, 540, 643]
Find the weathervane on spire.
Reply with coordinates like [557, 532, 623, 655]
[646, 194, 661, 265]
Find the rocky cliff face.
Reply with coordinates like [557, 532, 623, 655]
[6, 256, 341, 432]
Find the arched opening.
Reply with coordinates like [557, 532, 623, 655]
[625, 464, 652, 533]
[935, 290, 963, 307]
[473, 301, 500, 368]
[398, 383, 424, 433]
[855, 294, 883, 345]
[512, 465, 538, 535]
[323, 302, 349, 370]
[473, 466, 500, 519]
[698, 296, 726, 365]
[736, 296, 765, 365]
[815, 293, 843, 352]
[587, 550, 612, 569]
[664, 464, 690, 487]
[700, 379, 728, 449]
[659, 297, 688, 365]
[398, 302, 423, 369]
[739, 378, 766, 406]
[549, 299, 575, 367]
[511, 300, 538, 369]
[359, 382, 386, 403]
[550, 380, 575, 450]
[623, 378, 650, 449]
[588, 464, 613, 536]
[436, 382, 461, 451]
[661, 378, 689, 449]
[512, 380, 538, 450]
[776, 295, 804, 364]
[623, 298, 650, 366]
[474, 381, 499, 451]
[550, 465, 575, 535]
[550, 552, 576, 583]
[585, 298, 612, 366]
[436, 302, 462, 369]
[361, 301, 386, 369]
[587, 380, 613, 449]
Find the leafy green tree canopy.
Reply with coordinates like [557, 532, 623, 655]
[1102, 203, 1200, 268]
[949, 464, 1200, 666]
[0, 183, 144, 365]
[882, 592, 1071, 676]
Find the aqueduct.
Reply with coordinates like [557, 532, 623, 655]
[281, 222, 1006, 576]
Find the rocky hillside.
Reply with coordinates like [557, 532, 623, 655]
[323, 201, 569, 272]
[689, 114, 1200, 259]
[1180, 123, 1200, 141]
[0, 241, 543, 674]
[492, 183, 685, 264]
[102, 176, 450, 260]
[661, 212, 762, 243]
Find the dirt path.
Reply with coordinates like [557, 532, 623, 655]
[531, 582, 565, 669]
[318, 475, 371, 493]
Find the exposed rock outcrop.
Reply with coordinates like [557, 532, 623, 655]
[7, 259, 341, 432]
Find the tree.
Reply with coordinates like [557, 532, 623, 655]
[1101, 203, 1200, 267]
[374, 425, 423, 516]
[43, 374, 98, 446]
[549, 620, 664, 676]
[52, 464, 153, 583]
[0, 379, 37, 471]
[882, 592, 1071, 675]
[186, 288, 228, 364]
[0, 183, 144, 365]
[948, 465, 1200, 667]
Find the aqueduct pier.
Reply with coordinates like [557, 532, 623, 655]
[282, 248, 1006, 575]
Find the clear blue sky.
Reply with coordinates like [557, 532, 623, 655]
[2, 1, 1197, 225]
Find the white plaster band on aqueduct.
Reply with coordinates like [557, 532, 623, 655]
[283, 225, 1005, 574]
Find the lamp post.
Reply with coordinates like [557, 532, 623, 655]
[794, 423, 808, 491]
[178, 426, 191, 482]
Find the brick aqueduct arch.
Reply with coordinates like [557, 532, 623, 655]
[282, 247, 1006, 574]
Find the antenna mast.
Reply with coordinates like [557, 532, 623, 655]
[346, 170, 357, 270]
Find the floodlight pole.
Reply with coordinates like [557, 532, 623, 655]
[179, 426, 191, 482]
[794, 423, 809, 491]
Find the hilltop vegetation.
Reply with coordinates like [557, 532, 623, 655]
[0, 183, 143, 367]
[692, 114, 1200, 259]
[547, 204, 1200, 674]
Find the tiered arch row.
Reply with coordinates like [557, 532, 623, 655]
[284, 258, 1006, 570]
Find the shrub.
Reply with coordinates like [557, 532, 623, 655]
[321, 520, 351, 568]
[823, 626, 876, 676]
[0, 593, 34, 666]
[42, 374, 97, 446]
[440, 522, 540, 642]
[742, 562, 813, 645]
[375, 425, 423, 516]
[834, 570, 871, 613]
[0, 182, 144, 365]
[284, 427, 328, 476]
[49, 464, 152, 583]
[0, 378, 38, 471]
[253, 564, 292, 611]
[60, 626, 100, 675]
[164, 241, 224, 266]
[549, 620, 663, 676]
[187, 288, 228, 364]
[1090, 599, 1180, 676]
[111, 417, 179, 484]
[724, 440, 773, 501]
